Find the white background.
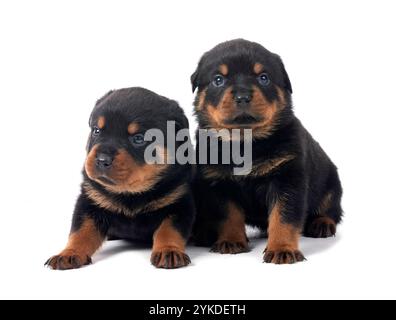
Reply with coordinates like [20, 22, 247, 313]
[1, 0, 395, 300]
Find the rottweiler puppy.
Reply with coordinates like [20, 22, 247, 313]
[46, 87, 195, 270]
[191, 39, 343, 264]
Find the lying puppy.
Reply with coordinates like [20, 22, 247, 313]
[191, 39, 343, 264]
[46, 87, 195, 270]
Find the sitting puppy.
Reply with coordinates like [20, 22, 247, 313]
[191, 39, 343, 264]
[46, 87, 195, 270]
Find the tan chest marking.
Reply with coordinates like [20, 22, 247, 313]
[83, 182, 187, 217]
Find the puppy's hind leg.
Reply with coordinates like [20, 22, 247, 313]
[304, 167, 343, 238]
[304, 192, 342, 238]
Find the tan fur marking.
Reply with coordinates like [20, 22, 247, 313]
[249, 86, 281, 138]
[201, 166, 229, 180]
[201, 85, 283, 136]
[62, 218, 104, 258]
[85, 147, 168, 194]
[250, 155, 296, 177]
[84, 144, 100, 180]
[206, 104, 222, 126]
[83, 182, 132, 215]
[204, 87, 236, 129]
[217, 202, 247, 244]
[251, 86, 277, 120]
[313, 216, 335, 226]
[105, 149, 167, 193]
[127, 122, 139, 135]
[195, 89, 207, 111]
[97, 116, 105, 129]
[201, 155, 295, 181]
[152, 218, 186, 252]
[83, 182, 186, 217]
[144, 184, 187, 212]
[253, 63, 264, 74]
[267, 202, 300, 252]
[276, 86, 287, 109]
[199, 84, 288, 140]
[219, 64, 229, 76]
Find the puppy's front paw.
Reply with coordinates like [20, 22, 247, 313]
[263, 248, 305, 264]
[151, 249, 191, 269]
[45, 249, 92, 270]
[210, 241, 250, 254]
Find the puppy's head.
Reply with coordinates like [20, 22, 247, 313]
[191, 39, 293, 137]
[85, 87, 188, 193]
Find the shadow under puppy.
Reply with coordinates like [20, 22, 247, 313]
[191, 39, 343, 264]
[46, 87, 195, 270]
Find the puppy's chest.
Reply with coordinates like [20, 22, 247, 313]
[199, 153, 295, 182]
[83, 182, 184, 218]
[107, 213, 163, 242]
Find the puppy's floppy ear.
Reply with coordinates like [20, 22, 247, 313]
[278, 57, 293, 94]
[190, 69, 199, 93]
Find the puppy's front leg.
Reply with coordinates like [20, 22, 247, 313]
[151, 217, 191, 269]
[211, 201, 249, 254]
[264, 200, 306, 264]
[45, 216, 106, 270]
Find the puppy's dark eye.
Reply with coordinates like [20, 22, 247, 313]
[212, 74, 225, 87]
[258, 73, 270, 86]
[129, 133, 146, 147]
[92, 127, 101, 136]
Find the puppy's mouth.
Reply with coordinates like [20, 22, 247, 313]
[225, 113, 262, 126]
[96, 175, 116, 185]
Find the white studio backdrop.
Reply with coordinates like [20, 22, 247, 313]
[0, 0, 395, 299]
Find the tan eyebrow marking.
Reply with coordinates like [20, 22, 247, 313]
[128, 122, 139, 135]
[97, 116, 105, 129]
[219, 64, 229, 76]
[254, 63, 264, 74]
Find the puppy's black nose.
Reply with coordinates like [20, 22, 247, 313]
[234, 91, 253, 105]
[95, 153, 113, 170]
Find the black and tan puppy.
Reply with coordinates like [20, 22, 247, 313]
[191, 39, 343, 264]
[46, 87, 195, 270]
